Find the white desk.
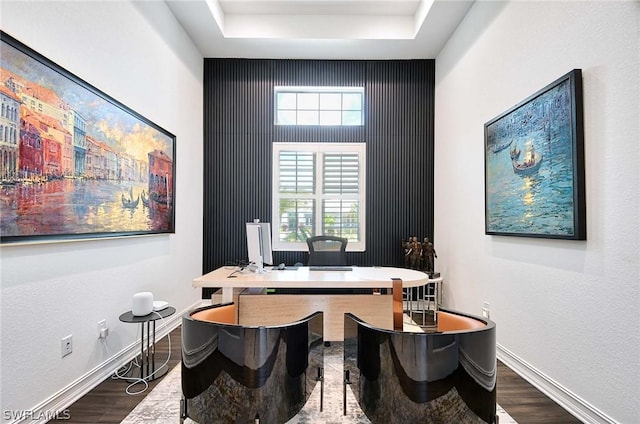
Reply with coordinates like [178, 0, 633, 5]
[193, 266, 432, 341]
[193, 266, 430, 302]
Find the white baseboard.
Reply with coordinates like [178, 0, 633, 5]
[11, 301, 203, 424]
[497, 344, 618, 424]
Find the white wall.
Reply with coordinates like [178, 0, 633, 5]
[435, 1, 638, 423]
[0, 1, 203, 421]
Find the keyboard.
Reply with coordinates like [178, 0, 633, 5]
[309, 266, 353, 271]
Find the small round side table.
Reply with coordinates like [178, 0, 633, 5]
[119, 306, 176, 381]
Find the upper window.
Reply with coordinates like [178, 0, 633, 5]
[272, 142, 366, 251]
[275, 86, 364, 126]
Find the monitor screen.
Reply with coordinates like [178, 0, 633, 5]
[246, 221, 273, 267]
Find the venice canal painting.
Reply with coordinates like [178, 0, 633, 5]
[0, 32, 175, 244]
[484, 69, 585, 240]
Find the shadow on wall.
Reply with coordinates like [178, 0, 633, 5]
[489, 236, 587, 273]
[435, 1, 508, 81]
[132, 1, 203, 81]
[0, 236, 170, 289]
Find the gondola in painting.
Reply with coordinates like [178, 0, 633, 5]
[484, 69, 585, 240]
[0, 31, 176, 244]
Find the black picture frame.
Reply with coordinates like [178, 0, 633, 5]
[484, 69, 585, 240]
[1, 31, 176, 244]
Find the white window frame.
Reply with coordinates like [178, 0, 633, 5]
[274, 86, 364, 126]
[272, 142, 366, 252]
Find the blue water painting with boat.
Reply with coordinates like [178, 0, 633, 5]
[485, 77, 577, 237]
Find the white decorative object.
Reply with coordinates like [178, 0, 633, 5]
[132, 292, 154, 316]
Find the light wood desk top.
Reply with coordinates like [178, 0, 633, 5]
[193, 266, 431, 289]
[194, 266, 440, 341]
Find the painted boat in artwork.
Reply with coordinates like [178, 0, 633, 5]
[121, 192, 140, 209]
[512, 142, 542, 176]
[141, 190, 149, 207]
[509, 144, 521, 160]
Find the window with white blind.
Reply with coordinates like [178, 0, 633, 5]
[272, 142, 366, 251]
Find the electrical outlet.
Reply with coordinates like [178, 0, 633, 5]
[482, 302, 490, 319]
[61, 334, 73, 357]
[97, 319, 108, 339]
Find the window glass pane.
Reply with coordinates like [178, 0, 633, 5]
[297, 110, 319, 125]
[323, 153, 359, 194]
[323, 199, 360, 241]
[279, 151, 315, 193]
[342, 111, 362, 126]
[342, 93, 362, 110]
[277, 92, 297, 109]
[278, 199, 315, 241]
[319, 111, 341, 126]
[298, 93, 319, 110]
[319, 93, 341, 110]
[274, 87, 364, 127]
[277, 110, 296, 125]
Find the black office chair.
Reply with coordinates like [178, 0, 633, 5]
[306, 235, 348, 266]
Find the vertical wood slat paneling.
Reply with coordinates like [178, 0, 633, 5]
[203, 59, 434, 279]
[203, 59, 274, 273]
[365, 60, 435, 266]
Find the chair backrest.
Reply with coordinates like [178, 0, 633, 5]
[306, 235, 348, 266]
[343, 310, 496, 423]
[182, 304, 324, 423]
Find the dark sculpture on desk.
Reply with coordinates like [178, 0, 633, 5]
[403, 238, 412, 268]
[423, 237, 437, 277]
[402, 236, 438, 277]
[403, 237, 420, 269]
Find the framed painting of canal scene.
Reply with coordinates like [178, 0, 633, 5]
[484, 69, 585, 240]
[0, 31, 175, 244]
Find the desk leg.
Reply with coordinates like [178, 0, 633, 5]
[221, 287, 233, 303]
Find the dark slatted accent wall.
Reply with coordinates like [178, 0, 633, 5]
[364, 61, 435, 266]
[203, 59, 274, 273]
[203, 59, 434, 277]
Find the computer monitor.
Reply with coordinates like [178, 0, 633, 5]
[246, 221, 273, 267]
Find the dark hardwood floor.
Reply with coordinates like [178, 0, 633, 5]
[51, 327, 183, 424]
[53, 325, 582, 424]
[496, 361, 581, 424]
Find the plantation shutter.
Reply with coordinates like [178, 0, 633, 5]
[279, 151, 315, 194]
[322, 153, 360, 237]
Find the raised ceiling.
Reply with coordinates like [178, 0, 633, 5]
[165, 0, 474, 59]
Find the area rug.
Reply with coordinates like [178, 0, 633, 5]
[121, 343, 518, 424]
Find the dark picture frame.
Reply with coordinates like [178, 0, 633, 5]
[1, 31, 176, 244]
[484, 69, 585, 240]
